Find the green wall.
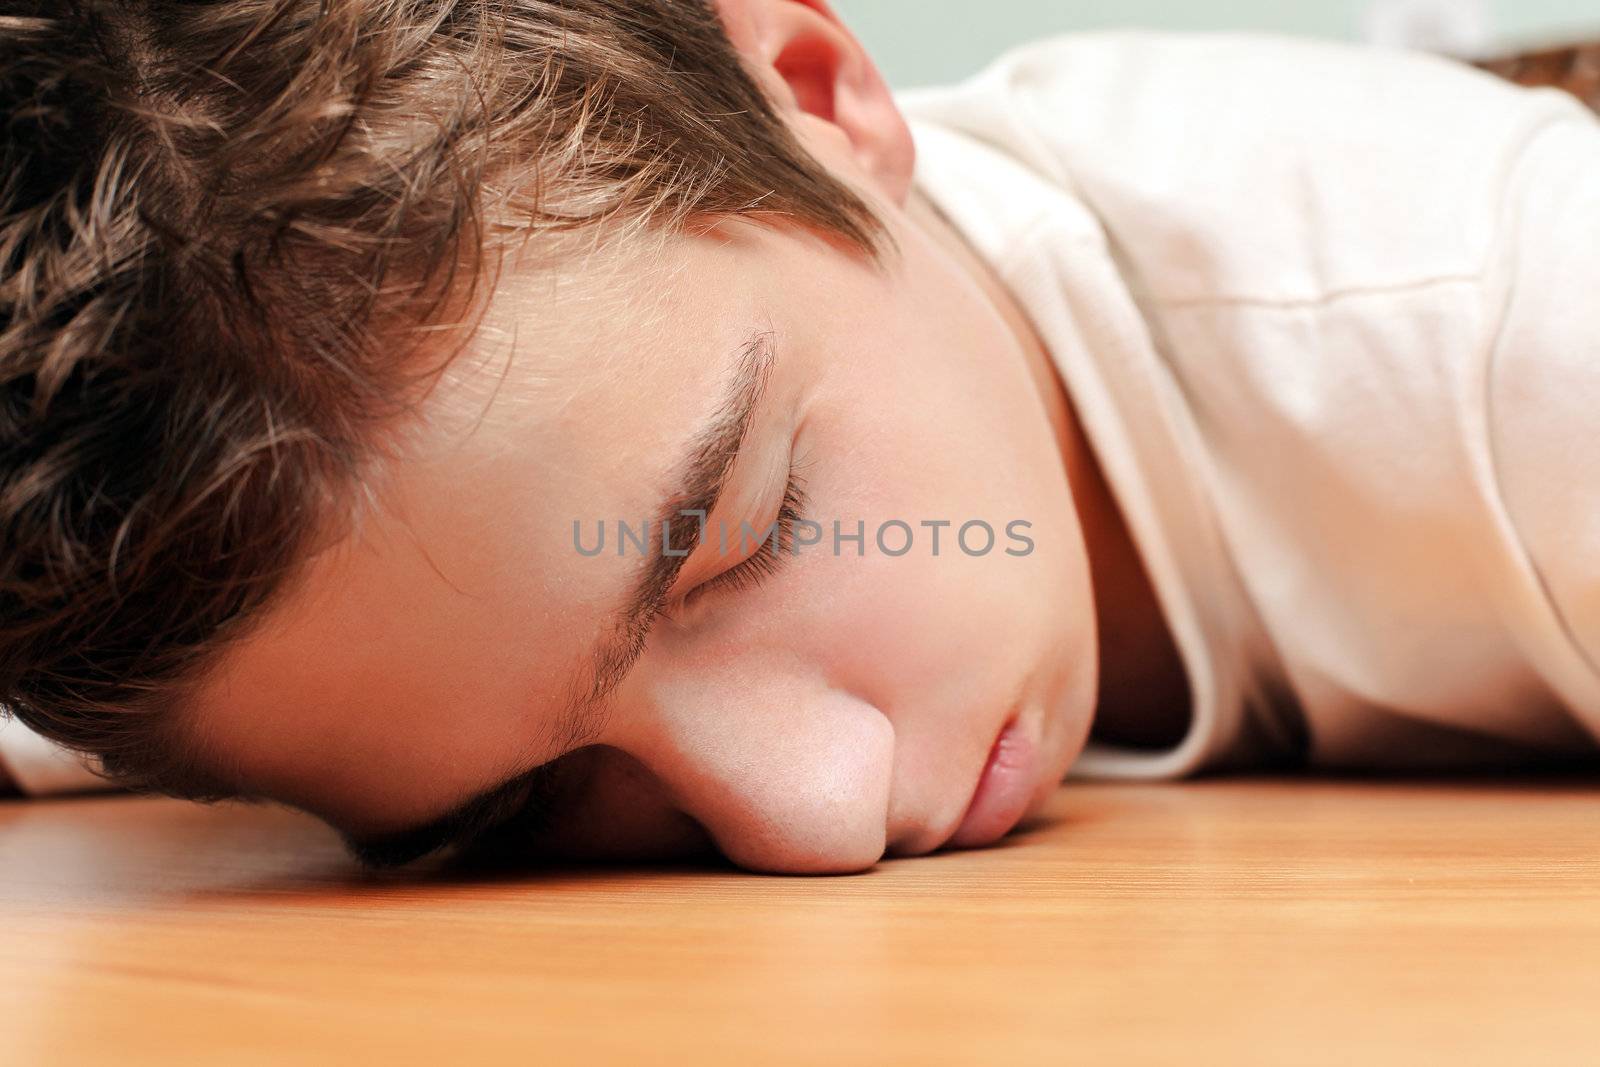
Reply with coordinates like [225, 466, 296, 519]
[832, 0, 1600, 86]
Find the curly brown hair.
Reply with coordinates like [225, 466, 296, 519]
[0, 0, 886, 797]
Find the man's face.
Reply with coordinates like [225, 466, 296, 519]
[184, 84, 1101, 875]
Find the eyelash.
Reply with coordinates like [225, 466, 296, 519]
[683, 468, 808, 608]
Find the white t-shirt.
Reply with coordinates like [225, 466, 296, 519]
[898, 30, 1600, 776]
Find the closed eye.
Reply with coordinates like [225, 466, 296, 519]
[681, 465, 808, 608]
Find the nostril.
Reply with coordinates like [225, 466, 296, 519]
[719, 827, 885, 876]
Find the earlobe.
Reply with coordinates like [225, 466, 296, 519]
[712, 0, 916, 206]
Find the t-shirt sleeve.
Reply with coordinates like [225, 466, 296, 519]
[1486, 108, 1600, 741]
[0, 715, 117, 796]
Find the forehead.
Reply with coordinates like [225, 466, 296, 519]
[184, 227, 767, 825]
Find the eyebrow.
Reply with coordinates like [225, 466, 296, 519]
[341, 328, 778, 868]
[585, 328, 777, 703]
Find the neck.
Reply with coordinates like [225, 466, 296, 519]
[904, 188, 1192, 748]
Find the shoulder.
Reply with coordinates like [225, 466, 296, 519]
[901, 30, 1593, 304]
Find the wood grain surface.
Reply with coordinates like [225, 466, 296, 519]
[3, 777, 1597, 1065]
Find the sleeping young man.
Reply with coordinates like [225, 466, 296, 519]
[2, 0, 1597, 874]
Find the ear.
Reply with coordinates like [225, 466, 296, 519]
[712, 0, 916, 206]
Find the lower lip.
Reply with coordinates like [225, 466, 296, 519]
[948, 717, 1040, 850]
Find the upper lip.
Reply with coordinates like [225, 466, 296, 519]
[925, 716, 1018, 855]
[949, 712, 1040, 851]
[885, 762, 992, 858]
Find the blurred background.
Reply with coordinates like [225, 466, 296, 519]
[831, 0, 1600, 86]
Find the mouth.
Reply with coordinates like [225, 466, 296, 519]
[947, 715, 1040, 850]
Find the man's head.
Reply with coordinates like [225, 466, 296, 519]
[2, 0, 1101, 873]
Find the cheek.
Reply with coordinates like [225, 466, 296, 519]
[765, 336, 1093, 716]
[793, 381, 1085, 645]
[803, 539, 1070, 698]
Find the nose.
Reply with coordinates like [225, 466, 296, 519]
[618, 682, 895, 874]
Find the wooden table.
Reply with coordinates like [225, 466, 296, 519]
[3, 777, 1597, 1065]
